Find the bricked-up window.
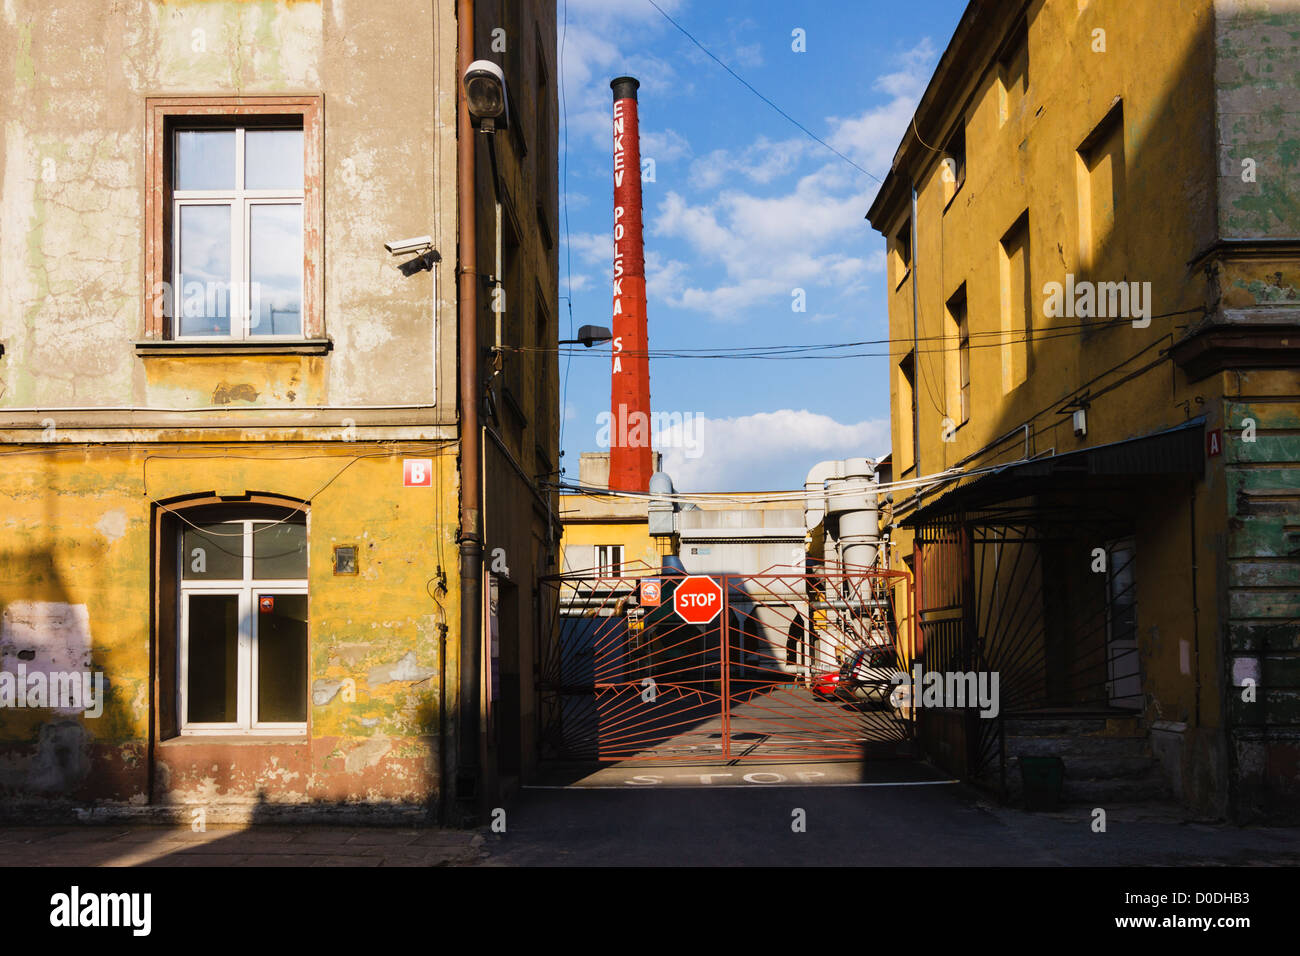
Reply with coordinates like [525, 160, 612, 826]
[942, 123, 966, 208]
[898, 351, 917, 473]
[499, 206, 526, 429]
[177, 511, 308, 734]
[997, 19, 1028, 127]
[144, 97, 323, 341]
[998, 211, 1031, 392]
[534, 27, 555, 248]
[534, 288, 553, 450]
[892, 219, 912, 289]
[946, 284, 970, 426]
[1077, 101, 1125, 274]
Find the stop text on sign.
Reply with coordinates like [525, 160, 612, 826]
[673, 575, 724, 624]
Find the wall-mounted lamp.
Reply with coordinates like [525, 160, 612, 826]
[464, 59, 509, 131]
[558, 324, 613, 347]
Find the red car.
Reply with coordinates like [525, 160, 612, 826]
[812, 646, 900, 705]
[811, 669, 844, 698]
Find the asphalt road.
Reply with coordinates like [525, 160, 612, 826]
[476, 766, 1300, 866]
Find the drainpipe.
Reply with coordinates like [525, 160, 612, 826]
[1189, 479, 1200, 729]
[909, 180, 921, 479]
[456, 0, 483, 822]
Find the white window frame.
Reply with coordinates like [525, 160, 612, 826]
[178, 518, 309, 735]
[595, 544, 624, 577]
[172, 125, 305, 341]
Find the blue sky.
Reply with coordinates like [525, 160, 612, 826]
[556, 0, 967, 490]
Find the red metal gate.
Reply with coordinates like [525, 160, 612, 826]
[539, 564, 914, 763]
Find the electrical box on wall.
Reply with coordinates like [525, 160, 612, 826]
[333, 545, 358, 575]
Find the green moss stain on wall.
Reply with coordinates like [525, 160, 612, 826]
[1217, 4, 1300, 238]
[14, 21, 34, 87]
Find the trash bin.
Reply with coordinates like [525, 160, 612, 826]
[1019, 755, 1065, 810]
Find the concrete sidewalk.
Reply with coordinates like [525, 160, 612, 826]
[0, 825, 486, 867]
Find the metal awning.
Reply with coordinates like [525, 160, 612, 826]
[904, 418, 1206, 526]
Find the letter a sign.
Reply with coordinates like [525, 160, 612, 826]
[673, 575, 723, 625]
[1206, 428, 1222, 458]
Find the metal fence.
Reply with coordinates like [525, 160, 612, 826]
[538, 563, 913, 763]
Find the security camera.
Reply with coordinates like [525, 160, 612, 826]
[463, 59, 508, 129]
[398, 250, 440, 276]
[385, 235, 433, 256]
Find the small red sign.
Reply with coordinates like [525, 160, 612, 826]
[259, 596, 275, 613]
[1207, 428, 1223, 458]
[640, 579, 662, 606]
[403, 459, 433, 487]
[673, 575, 724, 625]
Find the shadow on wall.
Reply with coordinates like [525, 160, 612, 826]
[0, 541, 145, 807]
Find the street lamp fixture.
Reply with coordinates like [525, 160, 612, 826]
[558, 324, 614, 347]
[463, 59, 509, 131]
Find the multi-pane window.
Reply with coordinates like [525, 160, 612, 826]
[179, 516, 308, 733]
[595, 545, 624, 577]
[173, 126, 304, 339]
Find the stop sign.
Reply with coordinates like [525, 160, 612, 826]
[673, 575, 724, 624]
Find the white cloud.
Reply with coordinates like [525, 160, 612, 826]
[644, 38, 938, 320]
[651, 174, 875, 318]
[646, 251, 689, 301]
[689, 136, 810, 190]
[566, 230, 612, 265]
[641, 128, 692, 164]
[558, 0, 685, 152]
[563, 237, 688, 301]
[656, 409, 890, 491]
[676, 14, 765, 71]
[826, 37, 936, 171]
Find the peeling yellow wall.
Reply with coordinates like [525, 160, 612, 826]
[0, 442, 459, 805]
